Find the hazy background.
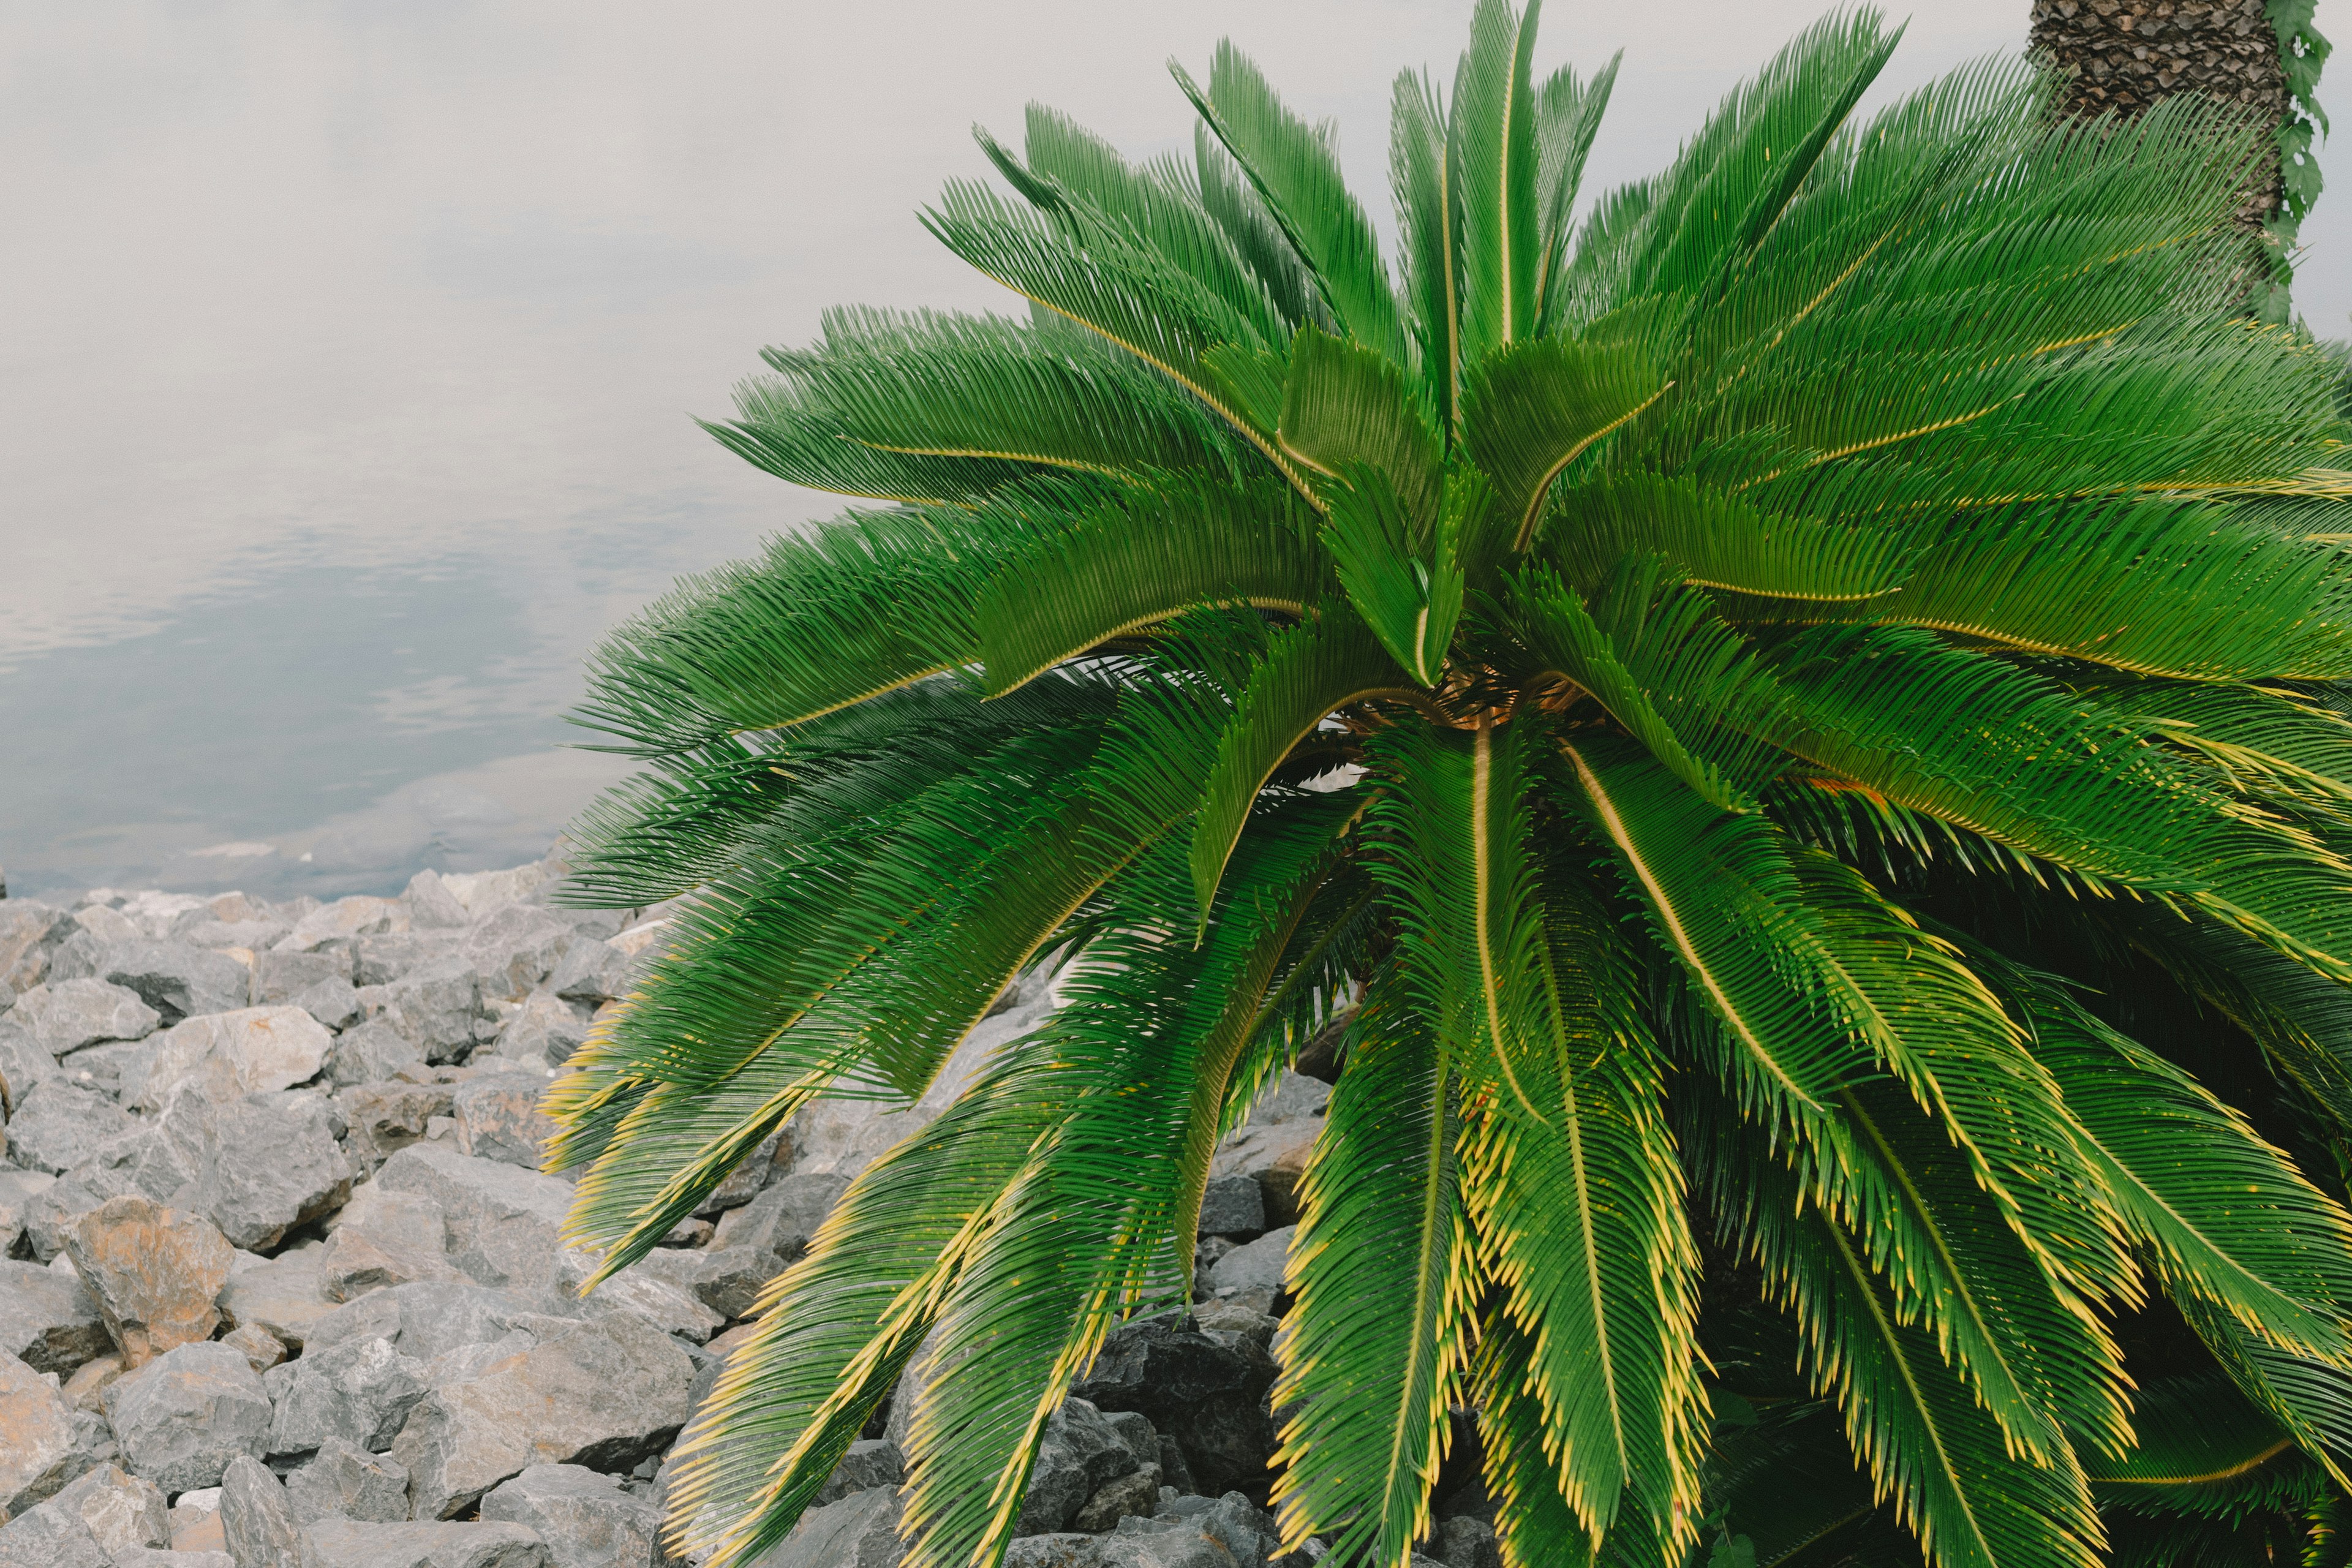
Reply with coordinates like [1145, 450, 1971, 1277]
[4, 1, 2346, 897]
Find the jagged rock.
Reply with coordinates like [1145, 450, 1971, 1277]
[710, 1170, 848, 1259]
[217, 1253, 337, 1352]
[0, 1355, 107, 1515]
[1099, 1412, 1160, 1471]
[461, 908, 576, 1004]
[1430, 1517, 1499, 1568]
[545, 943, 630, 1009]
[451, 1073, 559, 1170]
[97, 944, 248, 1028]
[112, 1548, 239, 1567]
[390, 1313, 695, 1519]
[0, 1019, 58, 1109]
[374, 1146, 573, 1296]
[304, 1281, 563, 1368]
[133, 1009, 331, 1114]
[320, 1185, 462, 1302]
[293, 979, 364, 1031]
[753, 1485, 903, 1568]
[0, 902, 74, 991]
[219, 1455, 307, 1568]
[0, 1258, 111, 1373]
[630, 1245, 780, 1324]
[276, 898, 409, 954]
[1188, 1302, 1276, 1351]
[478, 1464, 660, 1568]
[104, 1341, 273, 1493]
[484, 993, 589, 1071]
[0, 1502, 111, 1568]
[305, 1517, 553, 1568]
[441, 864, 556, 922]
[221, 1324, 287, 1376]
[1207, 1076, 1327, 1230]
[21, 1161, 131, 1262]
[8, 1080, 135, 1173]
[56, 1036, 158, 1098]
[1204, 1228, 1292, 1299]
[1072, 1469, 1161, 1534]
[548, 1250, 722, 1344]
[338, 1082, 456, 1171]
[326, 1022, 427, 1088]
[1149, 1493, 1289, 1567]
[405, 872, 473, 932]
[62, 1352, 124, 1414]
[355, 933, 464, 989]
[1072, 1317, 1278, 1498]
[285, 1437, 412, 1524]
[1196, 1177, 1265, 1240]
[263, 1333, 429, 1457]
[63, 1196, 233, 1364]
[366, 961, 489, 1061]
[1008, 1400, 1143, 1537]
[696, 1127, 787, 1218]
[0, 1167, 54, 1254]
[10, 978, 159, 1055]
[195, 1093, 353, 1251]
[1004, 1526, 1242, 1568]
[813, 1440, 906, 1510]
[253, 950, 352, 1008]
[43, 930, 105, 986]
[12, 1463, 169, 1555]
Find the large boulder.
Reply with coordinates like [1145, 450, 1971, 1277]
[0, 1353, 110, 1515]
[252, 949, 351, 1008]
[354, 933, 464, 989]
[10, 979, 159, 1055]
[102, 1341, 273, 1493]
[304, 1281, 564, 1368]
[374, 1146, 573, 1297]
[750, 1485, 903, 1568]
[1071, 1316, 1279, 1499]
[1195, 1176, 1265, 1240]
[6, 1463, 168, 1557]
[97, 944, 248, 1028]
[814, 1440, 905, 1510]
[132, 1009, 331, 1114]
[194, 1092, 353, 1251]
[545, 942, 631, 1009]
[1206, 1074, 1328, 1229]
[263, 1333, 431, 1458]
[219, 1455, 308, 1568]
[304, 1517, 552, 1568]
[217, 1251, 338, 1352]
[548, 1249, 722, 1344]
[0, 1019, 58, 1109]
[710, 1170, 849, 1260]
[326, 1021, 428, 1088]
[484, 993, 589, 1071]
[0, 902, 74, 991]
[0, 1259, 111, 1373]
[0, 1501, 112, 1568]
[451, 1073, 560, 1171]
[478, 1464, 660, 1568]
[285, 1436, 412, 1524]
[1012, 1401, 1144, 1537]
[390, 1314, 695, 1519]
[320, 1185, 464, 1302]
[275, 897, 407, 954]
[364, 961, 489, 1062]
[461, 908, 576, 1004]
[62, 1196, 235, 1365]
[7, 1080, 135, 1174]
[1204, 1227, 1293, 1300]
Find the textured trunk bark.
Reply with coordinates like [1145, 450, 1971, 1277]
[2027, 0, 2290, 232]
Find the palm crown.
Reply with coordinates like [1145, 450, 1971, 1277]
[546, 6, 2352, 1566]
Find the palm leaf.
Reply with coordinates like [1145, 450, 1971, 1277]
[1449, 0, 1544, 366]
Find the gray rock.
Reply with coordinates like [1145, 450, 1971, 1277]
[17, 1462, 169, 1555]
[169, 919, 291, 954]
[1072, 1317, 1278, 1499]
[10, 978, 160, 1055]
[1005, 1526, 1232, 1568]
[1204, 1228, 1292, 1299]
[355, 934, 464, 989]
[0, 1355, 108, 1516]
[337, 1083, 454, 1172]
[1188, 1302, 1276, 1351]
[219, 1455, 307, 1568]
[0, 1257, 111, 1373]
[196, 1093, 353, 1251]
[710, 1171, 848, 1259]
[285, 1438, 412, 1525]
[461, 908, 576, 1004]
[293, 979, 364, 1031]
[252, 950, 352, 1009]
[304, 1517, 554, 1568]
[275, 897, 409, 955]
[0, 1502, 111, 1568]
[64, 1195, 235, 1365]
[21, 1159, 140, 1262]
[485, 994, 589, 1071]
[1100, 1412, 1160, 1472]
[0, 1017, 58, 1109]
[263, 1334, 429, 1457]
[221, 1324, 288, 1376]
[327, 1022, 427, 1088]
[751, 1485, 903, 1568]
[102, 1341, 273, 1493]
[320, 1185, 463, 1302]
[132, 1008, 332, 1114]
[696, 1126, 788, 1218]
[451, 1074, 559, 1171]
[630, 1245, 782, 1323]
[545, 943, 630, 1009]
[1195, 1177, 1265, 1240]
[43, 930, 105, 985]
[0, 902, 75, 991]
[369, 961, 489, 1062]
[478, 1464, 660, 1568]
[404, 872, 473, 932]
[1010, 1400, 1142, 1537]
[812, 1440, 906, 1510]
[304, 1281, 559, 1368]
[547, 1250, 722, 1344]
[1072, 1469, 1161, 1534]
[0, 1166, 56, 1254]
[8, 1080, 135, 1173]
[217, 1253, 338, 1352]
[99, 943, 249, 1028]
[375, 1146, 574, 1296]
[1207, 1074, 1327, 1231]
[113, 1549, 239, 1568]
[1148, 1493, 1286, 1567]
[1431, 1516, 1499, 1568]
[55, 1035, 157, 1098]
[390, 1313, 695, 1519]
[1153, 1439, 1195, 1498]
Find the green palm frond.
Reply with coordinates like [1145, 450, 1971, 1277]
[553, 6, 2352, 1564]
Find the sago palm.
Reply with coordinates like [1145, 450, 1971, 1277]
[544, 6, 2352, 1566]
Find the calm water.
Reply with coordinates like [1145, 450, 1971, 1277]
[5, 1, 2341, 899]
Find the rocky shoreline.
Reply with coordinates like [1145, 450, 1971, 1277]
[0, 855, 1490, 1568]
